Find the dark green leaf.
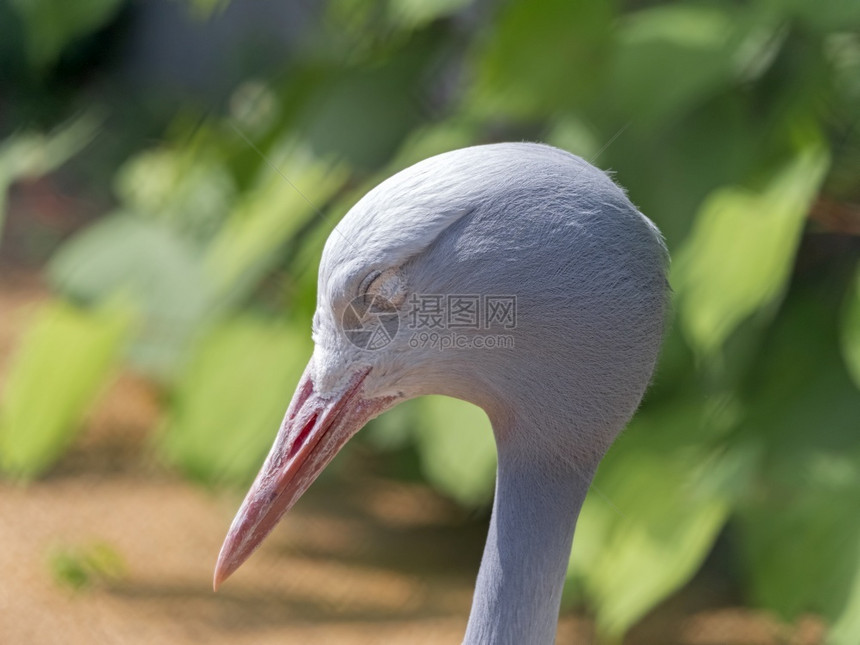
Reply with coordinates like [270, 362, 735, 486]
[9, 0, 124, 69]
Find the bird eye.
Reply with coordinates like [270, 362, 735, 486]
[358, 268, 406, 307]
[358, 270, 382, 296]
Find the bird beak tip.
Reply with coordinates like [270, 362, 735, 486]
[212, 559, 229, 592]
[213, 546, 237, 592]
[210, 365, 383, 595]
[212, 564, 223, 592]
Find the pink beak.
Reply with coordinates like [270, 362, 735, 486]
[213, 361, 392, 590]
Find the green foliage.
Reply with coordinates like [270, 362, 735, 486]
[203, 141, 347, 303]
[387, 0, 472, 29]
[567, 407, 746, 638]
[48, 541, 127, 591]
[48, 137, 347, 379]
[48, 215, 210, 379]
[114, 146, 237, 244]
[2, 0, 859, 639]
[610, 6, 735, 127]
[842, 268, 860, 390]
[830, 564, 860, 645]
[9, 0, 124, 69]
[738, 466, 860, 631]
[470, 0, 612, 117]
[160, 317, 312, 486]
[413, 396, 496, 506]
[731, 267, 860, 641]
[672, 144, 830, 355]
[0, 301, 129, 479]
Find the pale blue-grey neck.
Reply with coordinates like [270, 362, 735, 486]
[463, 426, 595, 645]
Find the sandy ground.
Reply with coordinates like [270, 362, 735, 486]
[0, 275, 826, 644]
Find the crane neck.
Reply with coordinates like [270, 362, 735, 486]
[463, 428, 595, 645]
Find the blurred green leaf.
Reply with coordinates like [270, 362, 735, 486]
[739, 267, 860, 461]
[114, 146, 237, 245]
[774, 0, 860, 32]
[672, 144, 830, 355]
[0, 301, 130, 479]
[0, 114, 99, 244]
[387, 122, 478, 170]
[48, 541, 127, 591]
[387, 0, 471, 29]
[469, 0, 612, 118]
[9, 0, 123, 69]
[229, 80, 281, 137]
[567, 406, 743, 638]
[365, 397, 422, 451]
[732, 266, 860, 638]
[204, 141, 348, 306]
[608, 5, 735, 127]
[413, 395, 496, 506]
[48, 214, 210, 380]
[160, 317, 311, 486]
[3, 1, 858, 639]
[182, 0, 230, 19]
[301, 51, 432, 169]
[546, 116, 602, 160]
[738, 461, 860, 630]
[605, 5, 785, 128]
[842, 267, 860, 391]
[830, 560, 860, 645]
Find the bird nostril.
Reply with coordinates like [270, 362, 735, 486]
[288, 411, 319, 460]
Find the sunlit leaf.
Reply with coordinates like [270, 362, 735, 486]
[160, 317, 312, 486]
[413, 395, 496, 507]
[9, 0, 123, 69]
[830, 559, 860, 645]
[364, 398, 422, 451]
[387, 122, 477, 170]
[204, 141, 347, 306]
[842, 267, 860, 391]
[0, 301, 130, 479]
[567, 406, 744, 638]
[546, 116, 602, 160]
[672, 144, 830, 355]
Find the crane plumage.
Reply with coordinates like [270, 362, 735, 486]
[214, 142, 668, 644]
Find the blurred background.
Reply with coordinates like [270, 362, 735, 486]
[0, 0, 858, 643]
